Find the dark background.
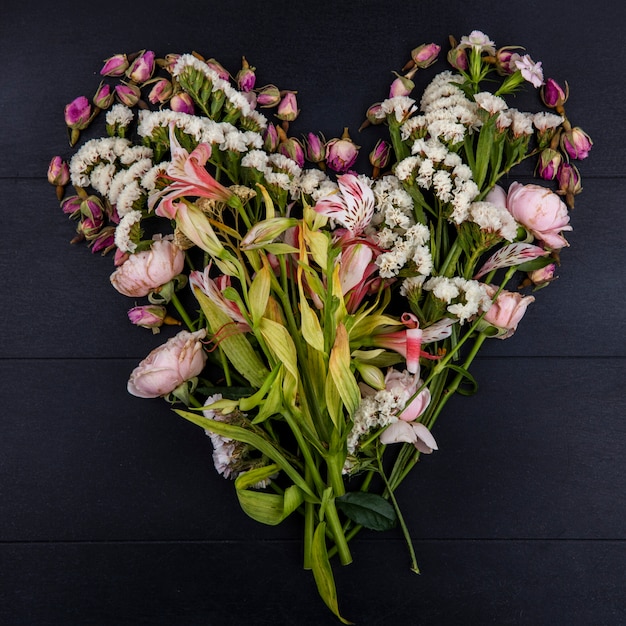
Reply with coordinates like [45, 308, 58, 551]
[2, 1, 625, 624]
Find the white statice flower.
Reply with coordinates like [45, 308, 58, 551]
[119, 145, 154, 166]
[268, 153, 302, 178]
[297, 168, 330, 196]
[380, 95, 418, 122]
[376, 250, 406, 278]
[69, 137, 133, 186]
[141, 162, 169, 192]
[114, 210, 143, 253]
[116, 180, 144, 217]
[468, 201, 519, 242]
[400, 115, 427, 141]
[412, 245, 433, 275]
[432, 170, 453, 202]
[241, 149, 270, 174]
[533, 112, 564, 133]
[375, 227, 399, 249]
[400, 275, 427, 297]
[89, 162, 117, 196]
[309, 179, 339, 202]
[394, 156, 420, 181]
[265, 172, 292, 190]
[105, 103, 134, 128]
[423, 276, 492, 323]
[509, 108, 535, 137]
[474, 92, 508, 115]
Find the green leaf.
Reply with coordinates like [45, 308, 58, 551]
[335, 492, 398, 531]
[311, 522, 353, 625]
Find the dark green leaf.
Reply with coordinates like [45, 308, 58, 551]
[335, 492, 397, 531]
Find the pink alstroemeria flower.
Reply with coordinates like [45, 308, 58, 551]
[148, 123, 234, 219]
[190, 265, 251, 332]
[313, 174, 375, 236]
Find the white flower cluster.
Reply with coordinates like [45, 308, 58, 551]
[468, 200, 519, 242]
[367, 175, 433, 278]
[422, 276, 492, 323]
[105, 103, 134, 128]
[114, 209, 143, 253]
[395, 136, 479, 224]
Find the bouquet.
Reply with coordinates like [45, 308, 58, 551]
[49, 30, 591, 623]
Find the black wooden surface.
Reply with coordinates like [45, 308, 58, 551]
[2, 1, 625, 624]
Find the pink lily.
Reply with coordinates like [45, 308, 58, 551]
[313, 174, 375, 236]
[148, 123, 234, 219]
[380, 420, 438, 454]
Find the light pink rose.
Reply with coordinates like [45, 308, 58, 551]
[127, 329, 207, 398]
[110, 239, 185, 297]
[505, 182, 572, 249]
[482, 285, 535, 339]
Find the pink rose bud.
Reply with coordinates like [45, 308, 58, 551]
[205, 58, 230, 81]
[236, 57, 256, 92]
[359, 103, 386, 131]
[256, 84, 281, 108]
[127, 50, 155, 84]
[275, 92, 299, 122]
[411, 43, 441, 68]
[537, 148, 562, 180]
[494, 47, 520, 75]
[60, 194, 82, 217]
[170, 92, 195, 114]
[110, 239, 186, 297]
[163, 53, 181, 74]
[127, 305, 168, 331]
[115, 83, 141, 107]
[560, 126, 593, 160]
[506, 181, 572, 249]
[93, 82, 115, 109]
[447, 45, 469, 71]
[482, 286, 535, 339]
[78, 214, 105, 240]
[64, 96, 92, 129]
[147, 78, 173, 104]
[541, 78, 568, 109]
[528, 262, 556, 287]
[47, 156, 70, 186]
[262, 123, 280, 152]
[304, 132, 326, 163]
[90, 226, 116, 255]
[80, 195, 105, 223]
[278, 136, 305, 167]
[127, 329, 208, 398]
[100, 53, 129, 77]
[556, 162, 582, 208]
[325, 128, 360, 173]
[369, 139, 391, 170]
[389, 73, 415, 98]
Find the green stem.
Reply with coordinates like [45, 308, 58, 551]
[170, 292, 195, 331]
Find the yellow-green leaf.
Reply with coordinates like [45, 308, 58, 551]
[248, 263, 271, 325]
[298, 283, 325, 352]
[259, 317, 298, 380]
[328, 323, 360, 418]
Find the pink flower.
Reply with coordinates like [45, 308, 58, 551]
[127, 305, 168, 331]
[410, 43, 440, 69]
[147, 78, 173, 105]
[64, 96, 91, 129]
[325, 130, 359, 173]
[560, 127, 593, 160]
[337, 236, 380, 313]
[380, 420, 438, 453]
[512, 53, 544, 88]
[371, 321, 423, 374]
[115, 83, 141, 107]
[482, 285, 535, 339]
[383, 369, 431, 422]
[275, 92, 299, 122]
[170, 92, 196, 114]
[148, 123, 233, 219]
[127, 50, 155, 84]
[127, 329, 207, 398]
[313, 174, 374, 236]
[100, 53, 129, 77]
[47, 156, 69, 186]
[110, 239, 185, 297]
[541, 78, 568, 108]
[505, 182, 572, 249]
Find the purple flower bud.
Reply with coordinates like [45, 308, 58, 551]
[79, 215, 104, 240]
[80, 195, 105, 223]
[369, 139, 391, 170]
[528, 263, 556, 287]
[64, 96, 92, 130]
[256, 84, 281, 108]
[127, 50, 156, 84]
[262, 123, 280, 152]
[541, 78, 568, 109]
[556, 162, 582, 208]
[163, 54, 181, 74]
[494, 47, 520, 75]
[236, 57, 256, 93]
[278, 137, 305, 168]
[128, 305, 168, 331]
[115, 83, 141, 107]
[170, 92, 195, 114]
[93, 82, 115, 109]
[537, 148, 562, 180]
[304, 132, 326, 163]
[411, 43, 441, 69]
[101, 54, 129, 77]
[447, 46, 468, 71]
[47, 156, 70, 186]
[275, 92, 299, 122]
[147, 78, 173, 105]
[325, 128, 359, 173]
[205, 58, 230, 81]
[389, 73, 414, 98]
[90, 226, 116, 255]
[60, 194, 82, 217]
[560, 127, 593, 160]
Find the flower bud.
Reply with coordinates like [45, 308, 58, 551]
[162, 53, 181, 74]
[325, 128, 359, 173]
[64, 96, 92, 129]
[90, 226, 116, 255]
[205, 58, 230, 81]
[275, 92, 299, 122]
[560, 126, 593, 160]
[147, 78, 173, 104]
[494, 46, 521, 75]
[537, 148, 562, 180]
[80, 195, 105, 223]
[127, 305, 171, 332]
[236, 57, 256, 92]
[93, 82, 115, 109]
[126, 50, 155, 84]
[278, 136, 305, 167]
[369, 139, 391, 174]
[256, 84, 281, 108]
[304, 132, 326, 163]
[78, 214, 104, 240]
[115, 83, 141, 107]
[47, 156, 70, 186]
[262, 123, 280, 152]
[556, 162, 582, 208]
[60, 194, 82, 217]
[100, 53, 129, 77]
[411, 43, 441, 69]
[389, 72, 414, 98]
[528, 263, 556, 288]
[170, 92, 195, 114]
[447, 45, 469, 71]
[359, 103, 386, 130]
[541, 78, 568, 109]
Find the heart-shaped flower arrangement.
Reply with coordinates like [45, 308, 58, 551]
[49, 30, 591, 622]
